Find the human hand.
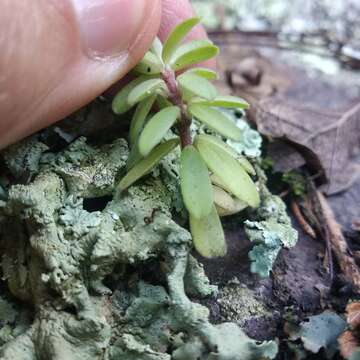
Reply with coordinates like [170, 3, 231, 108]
[0, 0, 213, 149]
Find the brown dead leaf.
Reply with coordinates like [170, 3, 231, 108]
[253, 98, 360, 195]
[339, 331, 359, 359]
[211, 32, 360, 195]
[346, 302, 360, 329]
[338, 303, 360, 359]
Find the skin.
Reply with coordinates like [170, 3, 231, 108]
[0, 0, 214, 149]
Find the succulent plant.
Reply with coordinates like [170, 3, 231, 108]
[112, 17, 260, 258]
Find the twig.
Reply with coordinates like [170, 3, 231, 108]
[290, 200, 317, 239]
[162, 68, 192, 149]
[305, 181, 334, 280]
[317, 191, 360, 293]
[278, 189, 290, 199]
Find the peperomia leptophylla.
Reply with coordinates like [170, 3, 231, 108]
[112, 17, 260, 258]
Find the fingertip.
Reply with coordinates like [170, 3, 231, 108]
[127, 0, 162, 67]
[159, 0, 204, 41]
[159, 0, 216, 70]
[0, 0, 162, 149]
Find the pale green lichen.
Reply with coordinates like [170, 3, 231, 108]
[172, 322, 278, 360]
[0, 297, 32, 348]
[287, 311, 346, 359]
[2, 136, 49, 181]
[227, 116, 262, 158]
[0, 136, 277, 359]
[245, 167, 298, 278]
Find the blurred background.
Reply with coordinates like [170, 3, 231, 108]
[192, 0, 360, 70]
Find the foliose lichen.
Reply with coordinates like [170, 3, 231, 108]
[226, 115, 262, 158]
[245, 168, 298, 278]
[0, 135, 277, 359]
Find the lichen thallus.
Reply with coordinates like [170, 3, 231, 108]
[112, 17, 260, 257]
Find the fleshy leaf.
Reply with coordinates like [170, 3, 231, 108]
[180, 145, 213, 219]
[157, 95, 172, 109]
[188, 104, 242, 141]
[237, 156, 256, 176]
[162, 17, 200, 64]
[112, 75, 154, 114]
[184, 67, 218, 80]
[129, 95, 157, 146]
[213, 185, 248, 217]
[138, 106, 180, 157]
[190, 205, 227, 258]
[169, 40, 219, 71]
[119, 139, 179, 191]
[197, 134, 256, 175]
[133, 51, 164, 75]
[191, 95, 249, 109]
[178, 73, 217, 101]
[194, 135, 260, 207]
[150, 37, 163, 59]
[126, 144, 142, 171]
[128, 78, 166, 107]
[211, 173, 231, 193]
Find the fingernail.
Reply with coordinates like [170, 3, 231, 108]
[72, 0, 146, 58]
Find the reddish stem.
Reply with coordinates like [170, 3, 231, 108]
[162, 68, 192, 148]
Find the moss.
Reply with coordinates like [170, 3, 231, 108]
[217, 283, 271, 326]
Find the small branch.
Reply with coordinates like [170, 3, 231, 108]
[290, 200, 317, 239]
[162, 68, 192, 149]
[317, 191, 360, 293]
[178, 120, 192, 148]
[305, 181, 334, 280]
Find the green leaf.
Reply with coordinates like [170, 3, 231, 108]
[184, 67, 218, 80]
[169, 40, 219, 71]
[138, 106, 180, 157]
[194, 135, 260, 208]
[133, 51, 164, 75]
[112, 75, 154, 114]
[128, 78, 166, 107]
[213, 185, 247, 217]
[197, 134, 256, 175]
[191, 95, 249, 109]
[150, 37, 163, 59]
[180, 146, 213, 219]
[211, 173, 231, 193]
[162, 17, 200, 64]
[178, 73, 217, 101]
[119, 139, 179, 191]
[126, 144, 142, 170]
[188, 104, 242, 141]
[237, 156, 256, 176]
[198, 134, 238, 157]
[190, 205, 227, 258]
[156, 95, 172, 109]
[129, 94, 157, 146]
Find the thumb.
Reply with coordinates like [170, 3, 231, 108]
[0, 0, 161, 149]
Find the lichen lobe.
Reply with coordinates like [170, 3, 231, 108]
[0, 136, 277, 359]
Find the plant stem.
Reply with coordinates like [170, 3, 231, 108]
[162, 68, 192, 149]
